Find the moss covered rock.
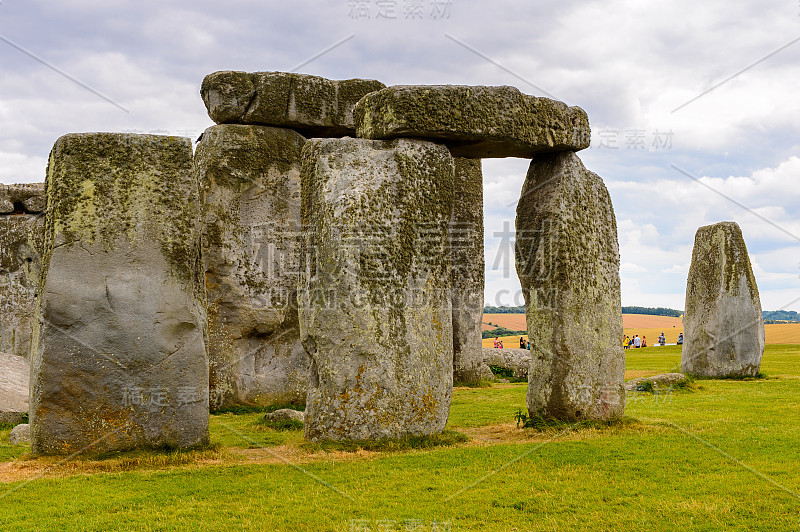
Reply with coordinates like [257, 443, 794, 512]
[0, 183, 46, 214]
[451, 158, 484, 384]
[30, 133, 209, 455]
[355, 85, 590, 158]
[0, 351, 29, 417]
[201, 71, 385, 137]
[516, 151, 624, 421]
[195, 124, 310, 409]
[682, 222, 764, 377]
[299, 137, 454, 441]
[0, 212, 43, 359]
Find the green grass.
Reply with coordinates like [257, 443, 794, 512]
[1, 345, 799, 530]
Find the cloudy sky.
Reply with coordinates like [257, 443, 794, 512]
[1, 1, 798, 311]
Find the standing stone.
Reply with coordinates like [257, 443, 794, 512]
[201, 71, 385, 136]
[682, 222, 764, 377]
[516, 151, 624, 421]
[196, 124, 309, 409]
[0, 208, 44, 359]
[355, 85, 590, 158]
[30, 133, 209, 455]
[300, 137, 454, 441]
[0, 351, 29, 424]
[451, 158, 484, 384]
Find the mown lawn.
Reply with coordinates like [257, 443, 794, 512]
[1, 345, 798, 531]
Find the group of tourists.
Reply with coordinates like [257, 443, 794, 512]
[624, 332, 684, 348]
[623, 334, 647, 349]
[492, 337, 532, 349]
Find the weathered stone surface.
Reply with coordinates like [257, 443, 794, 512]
[477, 363, 495, 382]
[451, 158, 484, 384]
[0, 213, 43, 358]
[682, 222, 764, 377]
[625, 373, 687, 392]
[8, 423, 30, 444]
[355, 85, 590, 158]
[0, 352, 29, 415]
[196, 124, 310, 409]
[264, 408, 304, 423]
[30, 133, 209, 455]
[481, 347, 531, 380]
[300, 137, 454, 441]
[516, 151, 624, 421]
[201, 71, 386, 136]
[0, 183, 46, 214]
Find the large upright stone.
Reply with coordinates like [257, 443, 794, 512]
[355, 85, 590, 158]
[0, 210, 43, 359]
[200, 71, 386, 136]
[0, 351, 29, 423]
[516, 151, 624, 421]
[196, 124, 309, 409]
[300, 137, 454, 441]
[682, 222, 764, 377]
[451, 158, 484, 384]
[30, 133, 209, 455]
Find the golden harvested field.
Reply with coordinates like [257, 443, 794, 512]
[622, 314, 683, 328]
[481, 313, 527, 331]
[483, 313, 684, 332]
[481, 313, 800, 347]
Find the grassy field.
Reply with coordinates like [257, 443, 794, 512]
[1, 345, 799, 530]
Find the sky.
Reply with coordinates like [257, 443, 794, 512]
[0, 0, 798, 311]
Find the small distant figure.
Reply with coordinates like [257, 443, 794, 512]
[519, 336, 526, 349]
[499, 341, 504, 349]
[633, 335, 641, 348]
[526, 340, 531, 349]
[677, 333, 683, 345]
[623, 335, 630, 349]
[642, 336, 647, 348]
[493, 337, 499, 348]
[658, 332, 666, 346]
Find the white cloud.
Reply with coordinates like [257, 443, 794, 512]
[0, 0, 798, 311]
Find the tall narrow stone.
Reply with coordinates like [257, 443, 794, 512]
[31, 133, 209, 455]
[516, 151, 624, 421]
[451, 158, 484, 384]
[300, 137, 454, 441]
[682, 221, 764, 377]
[196, 124, 309, 409]
[0, 206, 43, 359]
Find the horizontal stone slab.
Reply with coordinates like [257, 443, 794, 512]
[355, 85, 590, 158]
[0, 183, 45, 214]
[200, 71, 385, 136]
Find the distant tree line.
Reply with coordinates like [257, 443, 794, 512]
[482, 305, 526, 314]
[481, 326, 527, 339]
[763, 310, 800, 323]
[482, 306, 800, 322]
[483, 305, 685, 316]
[620, 306, 683, 317]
